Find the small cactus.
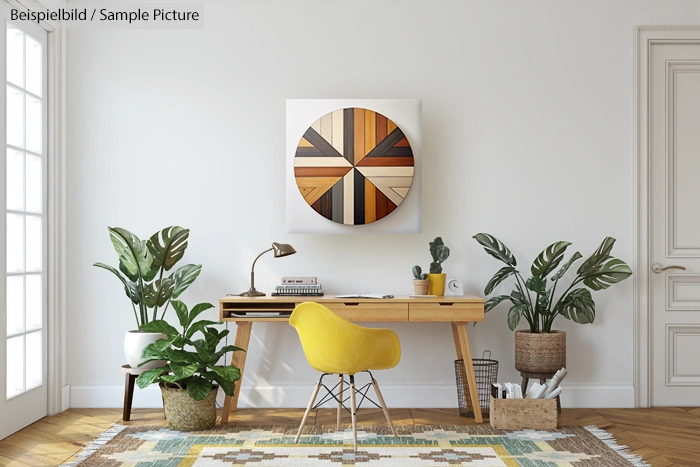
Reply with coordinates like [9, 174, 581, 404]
[429, 237, 450, 274]
[413, 265, 428, 280]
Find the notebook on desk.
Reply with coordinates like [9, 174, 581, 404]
[335, 293, 394, 299]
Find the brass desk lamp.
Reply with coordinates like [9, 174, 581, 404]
[240, 242, 296, 297]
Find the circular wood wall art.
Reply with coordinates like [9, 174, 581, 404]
[294, 108, 415, 225]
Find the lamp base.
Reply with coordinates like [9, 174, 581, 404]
[240, 288, 266, 297]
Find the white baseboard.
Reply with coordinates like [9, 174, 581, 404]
[62, 384, 71, 412]
[69, 383, 635, 409]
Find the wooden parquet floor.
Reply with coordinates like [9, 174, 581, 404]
[0, 407, 699, 466]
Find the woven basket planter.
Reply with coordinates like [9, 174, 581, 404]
[514, 330, 566, 374]
[161, 384, 218, 431]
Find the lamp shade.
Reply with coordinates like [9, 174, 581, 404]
[272, 242, 296, 258]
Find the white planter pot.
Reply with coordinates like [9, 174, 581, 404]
[124, 330, 167, 369]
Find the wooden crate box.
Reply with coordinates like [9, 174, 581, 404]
[489, 395, 557, 430]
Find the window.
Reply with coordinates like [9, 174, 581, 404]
[5, 23, 45, 399]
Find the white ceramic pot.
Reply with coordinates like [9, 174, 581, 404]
[124, 330, 167, 369]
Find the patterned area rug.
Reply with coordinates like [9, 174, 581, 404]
[63, 424, 649, 466]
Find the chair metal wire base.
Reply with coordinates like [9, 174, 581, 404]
[294, 371, 397, 451]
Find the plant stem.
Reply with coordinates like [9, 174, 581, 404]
[137, 276, 147, 325]
[514, 273, 537, 332]
[160, 298, 172, 320]
[545, 275, 583, 331]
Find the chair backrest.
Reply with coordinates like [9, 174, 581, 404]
[289, 302, 401, 375]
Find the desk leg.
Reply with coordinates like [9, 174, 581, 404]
[221, 321, 253, 424]
[454, 322, 483, 423]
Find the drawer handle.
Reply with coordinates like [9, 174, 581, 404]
[439, 303, 454, 306]
[344, 302, 360, 306]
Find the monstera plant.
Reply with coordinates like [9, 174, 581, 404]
[94, 226, 202, 369]
[473, 234, 632, 374]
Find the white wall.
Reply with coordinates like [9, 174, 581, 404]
[66, 0, 699, 409]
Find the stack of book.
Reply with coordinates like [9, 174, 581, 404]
[272, 277, 324, 297]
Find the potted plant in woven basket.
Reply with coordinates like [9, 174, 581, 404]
[135, 300, 244, 431]
[474, 234, 632, 374]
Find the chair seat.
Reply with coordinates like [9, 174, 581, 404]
[289, 302, 400, 375]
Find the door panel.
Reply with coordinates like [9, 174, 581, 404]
[0, 7, 48, 439]
[650, 42, 700, 406]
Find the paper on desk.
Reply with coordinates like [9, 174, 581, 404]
[336, 293, 394, 299]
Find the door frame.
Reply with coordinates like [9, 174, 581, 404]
[634, 26, 700, 408]
[3, 0, 67, 416]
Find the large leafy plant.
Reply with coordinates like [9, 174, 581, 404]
[135, 300, 244, 400]
[94, 226, 202, 327]
[474, 234, 632, 333]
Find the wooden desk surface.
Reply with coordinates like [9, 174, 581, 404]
[220, 295, 485, 323]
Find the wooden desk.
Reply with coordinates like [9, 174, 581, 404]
[219, 295, 485, 424]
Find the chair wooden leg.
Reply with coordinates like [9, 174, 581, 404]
[337, 375, 344, 430]
[371, 378, 396, 438]
[350, 375, 357, 452]
[295, 380, 321, 444]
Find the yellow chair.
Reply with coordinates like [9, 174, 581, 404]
[289, 302, 401, 451]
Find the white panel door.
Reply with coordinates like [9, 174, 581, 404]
[0, 6, 48, 439]
[650, 39, 700, 406]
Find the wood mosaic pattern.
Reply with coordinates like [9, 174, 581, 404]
[294, 108, 415, 225]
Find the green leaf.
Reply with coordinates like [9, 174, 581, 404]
[139, 320, 179, 338]
[107, 227, 153, 281]
[193, 339, 214, 363]
[510, 290, 527, 306]
[551, 252, 583, 282]
[559, 288, 596, 323]
[474, 233, 516, 266]
[531, 241, 571, 277]
[185, 376, 213, 401]
[526, 276, 547, 295]
[168, 348, 198, 364]
[169, 362, 198, 380]
[578, 237, 616, 274]
[205, 328, 229, 349]
[581, 257, 632, 291]
[172, 300, 189, 328]
[153, 338, 174, 352]
[171, 264, 202, 299]
[214, 376, 235, 396]
[507, 304, 525, 330]
[140, 343, 166, 360]
[135, 367, 167, 389]
[160, 374, 182, 383]
[143, 278, 174, 309]
[187, 302, 215, 328]
[484, 295, 512, 312]
[211, 365, 241, 383]
[93, 262, 140, 304]
[148, 227, 190, 273]
[185, 320, 221, 340]
[536, 287, 553, 316]
[213, 345, 245, 363]
[484, 266, 516, 295]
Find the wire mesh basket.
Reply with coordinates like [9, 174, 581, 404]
[455, 350, 498, 417]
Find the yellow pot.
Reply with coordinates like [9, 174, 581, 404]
[428, 273, 446, 296]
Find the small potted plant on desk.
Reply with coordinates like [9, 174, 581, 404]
[428, 237, 451, 296]
[135, 300, 244, 431]
[473, 233, 632, 375]
[412, 266, 429, 295]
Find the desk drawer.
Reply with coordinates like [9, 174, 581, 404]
[324, 302, 408, 322]
[409, 302, 484, 322]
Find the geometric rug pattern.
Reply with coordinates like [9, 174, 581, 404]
[63, 424, 649, 466]
[294, 108, 414, 225]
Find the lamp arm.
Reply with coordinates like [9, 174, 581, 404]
[250, 248, 273, 274]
